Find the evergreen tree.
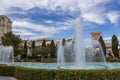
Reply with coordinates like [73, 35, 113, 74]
[24, 41, 27, 53]
[21, 41, 27, 58]
[112, 35, 119, 58]
[62, 38, 66, 45]
[99, 36, 106, 56]
[39, 47, 50, 57]
[32, 40, 35, 48]
[1, 31, 21, 56]
[42, 39, 46, 47]
[50, 40, 56, 58]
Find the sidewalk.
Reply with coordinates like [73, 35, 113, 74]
[0, 76, 17, 80]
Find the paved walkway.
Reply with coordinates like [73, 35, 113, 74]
[0, 76, 17, 80]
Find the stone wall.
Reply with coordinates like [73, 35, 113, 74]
[0, 15, 12, 44]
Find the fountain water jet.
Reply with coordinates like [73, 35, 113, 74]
[74, 18, 86, 67]
[57, 44, 65, 66]
[0, 46, 14, 64]
[57, 18, 107, 69]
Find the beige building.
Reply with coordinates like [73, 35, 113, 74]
[105, 43, 112, 52]
[0, 15, 12, 44]
[91, 32, 101, 40]
[35, 38, 51, 47]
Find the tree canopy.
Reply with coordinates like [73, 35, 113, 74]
[50, 40, 56, 58]
[1, 31, 21, 56]
[32, 40, 36, 48]
[62, 38, 66, 46]
[99, 36, 106, 56]
[42, 39, 46, 47]
[112, 35, 119, 58]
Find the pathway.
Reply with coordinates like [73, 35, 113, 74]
[0, 76, 17, 80]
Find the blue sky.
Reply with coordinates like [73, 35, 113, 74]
[0, 0, 120, 43]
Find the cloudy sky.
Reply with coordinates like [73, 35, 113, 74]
[0, 0, 120, 43]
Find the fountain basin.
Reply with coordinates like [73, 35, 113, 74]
[5, 62, 120, 70]
[58, 65, 107, 70]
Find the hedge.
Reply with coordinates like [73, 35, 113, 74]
[15, 67, 56, 80]
[0, 64, 15, 76]
[0, 64, 120, 80]
[15, 67, 120, 80]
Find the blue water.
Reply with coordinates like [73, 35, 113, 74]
[5, 62, 120, 70]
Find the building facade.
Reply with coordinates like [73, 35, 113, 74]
[91, 32, 101, 40]
[0, 15, 12, 44]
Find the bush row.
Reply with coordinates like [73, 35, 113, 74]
[0, 64, 15, 76]
[0, 64, 120, 80]
[15, 67, 56, 80]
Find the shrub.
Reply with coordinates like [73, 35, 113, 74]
[56, 69, 120, 80]
[0, 64, 6, 76]
[15, 67, 120, 80]
[0, 64, 120, 80]
[0, 64, 15, 76]
[15, 67, 56, 80]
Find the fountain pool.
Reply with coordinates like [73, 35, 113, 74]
[6, 62, 120, 70]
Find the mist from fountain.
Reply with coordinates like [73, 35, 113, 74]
[57, 44, 65, 66]
[74, 18, 86, 67]
[0, 46, 14, 64]
[57, 18, 107, 69]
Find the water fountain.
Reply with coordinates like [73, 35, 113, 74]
[0, 46, 14, 64]
[1, 18, 111, 70]
[57, 18, 107, 69]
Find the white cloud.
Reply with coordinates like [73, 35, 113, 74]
[107, 11, 120, 25]
[104, 36, 120, 43]
[13, 20, 71, 33]
[12, 19, 72, 39]
[12, 26, 54, 40]
[103, 37, 111, 43]
[82, 13, 105, 24]
[45, 20, 53, 23]
[104, 37, 111, 41]
[13, 20, 56, 33]
[0, 0, 111, 24]
[12, 28, 37, 36]
[0, 0, 109, 11]
[84, 38, 92, 45]
[1, 0, 120, 40]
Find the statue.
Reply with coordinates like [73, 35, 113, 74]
[27, 40, 32, 56]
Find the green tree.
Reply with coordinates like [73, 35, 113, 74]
[24, 41, 27, 53]
[42, 39, 46, 47]
[99, 36, 106, 56]
[62, 38, 66, 45]
[112, 35, 119, 58]
[50, 40, 56, 58]
[32, 40, 35, 48]
[39, 47, 50, 57]
[1, 31, 21, 56]
[21, 41, 27, 58]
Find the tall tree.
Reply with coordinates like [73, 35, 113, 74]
[42, 39, 46, 47]
[99, 36, 106, 56]
[1, 31, 21, 56]
[112, 35, 119, 58]
[50, 40, 56, 58]
[32, 40, 35, 48]
[24, 41, 27, 53]
[62, 38, 66, 45]
[39, 47, 50, 57]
